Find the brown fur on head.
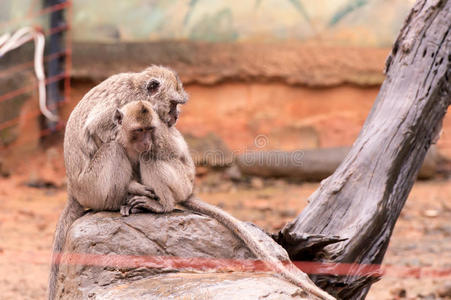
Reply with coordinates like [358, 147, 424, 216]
[80, 66, 187, 152]
[130, 65, 188, 127]
[114, 101, 159, 160]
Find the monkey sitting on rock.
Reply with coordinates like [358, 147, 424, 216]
[49, 66, 190, 300]
[49, 66, 334, 300]
[115, 99, 195, 216]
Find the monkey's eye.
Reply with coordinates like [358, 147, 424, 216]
[144, 126, 154, 131]
[146, 79, 160, 94]
[135, 128, 144, 132]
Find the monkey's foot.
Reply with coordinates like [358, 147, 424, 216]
[120, 205, 132, 217]
[126, 195, 165, 213]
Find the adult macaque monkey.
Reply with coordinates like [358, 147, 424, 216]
[49, 66, 333, 300]
[49, 66, 189, 300]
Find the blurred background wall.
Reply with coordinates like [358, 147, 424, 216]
[1, 0, 450, 168]
[75, 0, 411, 45]
[2, 3, 450, 299]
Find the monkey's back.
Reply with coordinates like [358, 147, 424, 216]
[63, 71, 153, 189]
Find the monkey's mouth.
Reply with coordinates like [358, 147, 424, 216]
[168, 104, 179, 127]
[136, 143, 151, 154]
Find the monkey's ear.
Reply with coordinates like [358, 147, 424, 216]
[146, 79, 160, 95]
[113, 108, 123, 125]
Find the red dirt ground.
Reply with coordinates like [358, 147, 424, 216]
[0, 144, 450, 300]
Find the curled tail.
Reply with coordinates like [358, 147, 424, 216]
[48, 196, 85, 300]
[182, 195, 335, 300]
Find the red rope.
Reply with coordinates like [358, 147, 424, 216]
[0, 97, 67, 131]
[0, 121, 66, 150]
[0, 50, 69, 78]
[0, 72, 67, 104]
[64, 0, 73, 106]
[42, 252, 451, 279]
[0, 1, 73, 147]
[0, 2, 70, 30]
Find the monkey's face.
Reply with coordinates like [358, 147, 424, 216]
[148, 81, 187, 127]
[128, 126, 154, 154]
[114, 101, 158, 155]
[142, 66, 188, 127]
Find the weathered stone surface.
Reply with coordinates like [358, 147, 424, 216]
[90, 273, 309, 300]
[55, 210, 297, 299]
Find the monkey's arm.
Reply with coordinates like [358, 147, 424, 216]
[72, 142, 133, 211]
[83, 106, 117, 158]
[139, 158, 194, 212]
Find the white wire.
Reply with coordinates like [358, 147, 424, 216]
[0, 27, 59, 122]
[0, 33, 11, 48]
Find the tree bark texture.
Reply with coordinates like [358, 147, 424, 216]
[277, 1, 450, 299]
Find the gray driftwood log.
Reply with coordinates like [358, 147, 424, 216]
[275, 0, 451, 299]
[236, 146, 441, 181]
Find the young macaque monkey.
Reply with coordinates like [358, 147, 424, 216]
[113, 100, 194, 215]
[113, 101, 164, 214]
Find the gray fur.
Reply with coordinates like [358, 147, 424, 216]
[49, 65, 333, 300]
[49, 66, 188, 300]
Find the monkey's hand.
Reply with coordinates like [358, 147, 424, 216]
[121, 195, 166, 216]
[127, 181, 159, 200]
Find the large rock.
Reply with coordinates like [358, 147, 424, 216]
[87, 273, 308, 300]
[55, 210, 307, 299]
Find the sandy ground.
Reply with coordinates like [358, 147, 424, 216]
[0, 147, 450, 300]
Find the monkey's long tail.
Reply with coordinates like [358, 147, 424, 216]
[48, 196, 85, 300]
[182, 195, 335, 300]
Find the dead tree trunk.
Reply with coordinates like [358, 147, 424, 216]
[276, 1, 450, 299]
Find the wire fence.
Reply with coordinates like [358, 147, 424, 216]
[0, 0, 72, 150]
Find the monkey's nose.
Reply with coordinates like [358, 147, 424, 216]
[171, 98, 186, 105]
